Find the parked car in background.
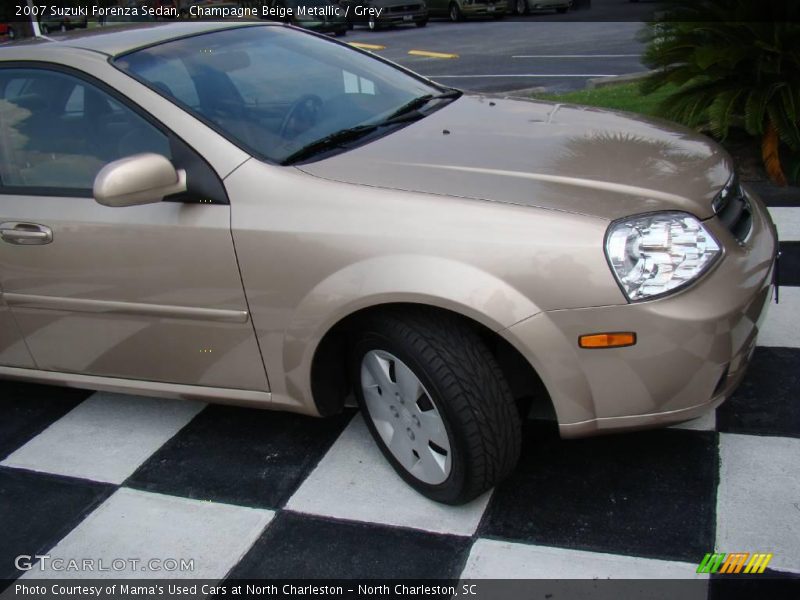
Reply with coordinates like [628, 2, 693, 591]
[0, 23, 15, 41]
[340, 0, 428, 30]
[0, 22, 778, 505]
[266, 0, 348, 36]
[508, 0, 570, 15]
[428, 0, 506, 22]
[39, 11, 89, 34]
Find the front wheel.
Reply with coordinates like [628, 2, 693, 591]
[449, 3, 462, 22]
[351, 309, 521, 504]
[515, 0, 528, 15]
[368, 15, 381, 30]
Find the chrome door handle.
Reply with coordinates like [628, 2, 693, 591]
[0, 222, 53, 245]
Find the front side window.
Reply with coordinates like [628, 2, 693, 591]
[116, 26, 448, 164]
[0, 68, 171, 193]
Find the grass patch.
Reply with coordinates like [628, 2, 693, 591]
[532, 82, 678, 118]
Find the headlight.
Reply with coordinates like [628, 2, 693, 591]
[605, 212, 721, 301]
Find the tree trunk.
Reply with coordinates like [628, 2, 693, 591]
[762, 119, 787, 187]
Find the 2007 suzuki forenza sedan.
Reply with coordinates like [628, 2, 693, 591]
[0, 23, 777, 504]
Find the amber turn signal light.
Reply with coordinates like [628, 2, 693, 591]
[579, 332, 636, 349]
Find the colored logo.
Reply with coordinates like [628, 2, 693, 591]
[697, 552, 773, 574]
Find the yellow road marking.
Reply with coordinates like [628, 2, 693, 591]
[349, 42, 386, 50]
[408, 50, 459, 59]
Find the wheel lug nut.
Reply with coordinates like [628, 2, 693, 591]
[412, 415, 420, 428]
[406, 428, 415, 441]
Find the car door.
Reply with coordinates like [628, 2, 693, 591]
[0, 65, 268, 391]
[0, 281, 34, 368]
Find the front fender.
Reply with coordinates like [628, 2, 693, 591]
[279, 254, 541, 412]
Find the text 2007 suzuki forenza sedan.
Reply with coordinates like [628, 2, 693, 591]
[0, 23, 777, 504]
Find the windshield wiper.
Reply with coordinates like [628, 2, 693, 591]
[281, 124, 379, 165]
[384, 89, 462, 122]
[282, 89, 462, 165]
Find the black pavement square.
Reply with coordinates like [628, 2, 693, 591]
[778, 242, 799, 287]
[0, 382, 90, 461]
[749, 182, 800, 208]
[708, 569, 800, 600]
[481, 421, 718, 562]
[717, 347, 800, 438]
[227, 512, 471, 579]
[0, 467, 114, 583]
[126, 405, 354, 509]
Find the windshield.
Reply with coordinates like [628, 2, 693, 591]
[115, 26, 444, 164]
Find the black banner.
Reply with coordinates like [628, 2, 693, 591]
[2, 578, 800, 600]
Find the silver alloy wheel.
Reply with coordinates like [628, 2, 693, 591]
[360, 350, 452, 485]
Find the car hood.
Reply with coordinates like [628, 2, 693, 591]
[297, 95, 733, 221]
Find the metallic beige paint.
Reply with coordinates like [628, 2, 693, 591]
[502, 186, 776, 435]
[224, 159, 622, 413]
[0, 294, 35, 368]
[94, 153, 188, 208]
[299, 96, 733, 221]
[0, 196, 268, 391]
[0, 24, 779, 435]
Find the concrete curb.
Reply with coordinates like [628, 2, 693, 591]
[586, 70, 654, 89]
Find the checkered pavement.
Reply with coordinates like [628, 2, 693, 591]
[1, 201, 799, 595]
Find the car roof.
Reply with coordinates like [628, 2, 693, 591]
[0, 21, 273, 58]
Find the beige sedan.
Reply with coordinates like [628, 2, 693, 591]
[0, 22, 777, 504]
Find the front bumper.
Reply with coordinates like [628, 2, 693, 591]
[502, 185, 778, 438]
[379, 10, 428, 25]
[463, 3, 507, 17]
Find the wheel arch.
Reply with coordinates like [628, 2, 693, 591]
[309, 302, 551, 418]
[271, 255, 547, 417]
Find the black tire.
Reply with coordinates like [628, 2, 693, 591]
[449, 2, 462, 22]
[40, 24, 49, 34]
[514, 0, 528, 16]
[415, 18, 428, 27]
[350, 308, 522, 505]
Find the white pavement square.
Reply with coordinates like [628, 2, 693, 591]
[1, 393, 204, 484]
[462, 539, 708, 582]
[716, 433, 800, 574]
[768, 207, 800, 242]
[21, 488, 274, 580]
[285, 415, 491, 536]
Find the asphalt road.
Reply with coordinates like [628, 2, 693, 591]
[346, 0, 661, 94]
